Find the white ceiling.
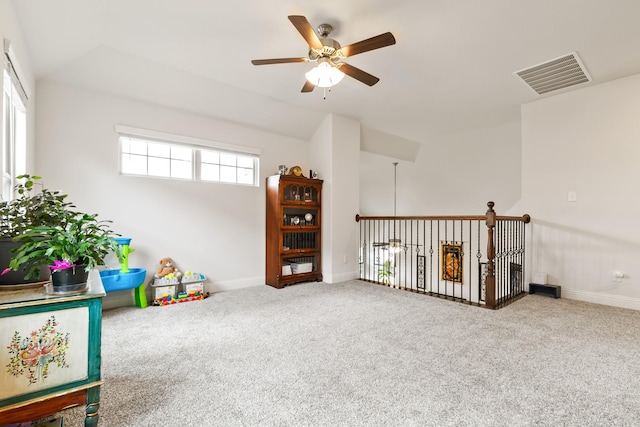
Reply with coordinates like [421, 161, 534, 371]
[11, 0, 640, 144]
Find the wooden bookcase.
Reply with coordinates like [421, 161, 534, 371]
[266, 174, 323, 288]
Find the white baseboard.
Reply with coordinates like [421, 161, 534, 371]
[561, 288, 640, 311]
[205, 272, 360, 291]
[324, 270, 359, 284]
[205, 276, 264, 293]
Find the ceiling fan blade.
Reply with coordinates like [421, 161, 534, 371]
[251, 57, 308, 66]
[288, 15, 323, 49]
[338, 63, 380, 86]
[301, 80, 315, 93]
[340, 32, 396, 57]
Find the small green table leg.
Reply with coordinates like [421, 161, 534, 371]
[134, 283, 147, 308]
[85, 385, 100, 426]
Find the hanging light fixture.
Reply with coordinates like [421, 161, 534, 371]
[305, 57, 345, 88]
[389, 162, 402, 253]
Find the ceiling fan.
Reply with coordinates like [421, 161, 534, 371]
[251, 15, 396, 93]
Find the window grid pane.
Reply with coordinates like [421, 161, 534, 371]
[220, 153, 236, 166]
[121, 153, 147, 175]
[148, 142, 170, 158]
[148, 157, 170, 177]
[201, 151, 219, 163]
[237, 167, 254, 185]
[220, 165, 236, 182]
[201, 163, 220, 181]
[128, 139, 148, 155]
[171, 146, 192, 160]
[171, 159, 192, 179]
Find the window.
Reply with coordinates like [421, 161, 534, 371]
[2, 47, 28, 201]
[121, 137, 193, 179]
[116, 125, 260, 187]
[200, 150, 256, 185]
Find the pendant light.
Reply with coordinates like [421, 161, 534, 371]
[389, 162, 402, 253]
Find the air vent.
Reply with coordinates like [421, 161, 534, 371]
[515, 52, 591, 95]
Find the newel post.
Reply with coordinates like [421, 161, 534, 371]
[485, 201, 497, 309]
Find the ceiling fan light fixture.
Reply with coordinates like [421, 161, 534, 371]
[305, 60, 344, 88]
[389, 238, 403, 253]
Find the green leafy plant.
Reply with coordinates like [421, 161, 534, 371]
[0, 175, 120, 281]
[378, 259, 394, 284]
[0, 174, 73, 239]
[8, 211, 121, 280]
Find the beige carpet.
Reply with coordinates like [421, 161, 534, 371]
[55, 280, 640, 426]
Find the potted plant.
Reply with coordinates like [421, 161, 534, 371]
[378, 259, 394, 285]
[0, 175, 73, 285]
[7, 210, 121, 291]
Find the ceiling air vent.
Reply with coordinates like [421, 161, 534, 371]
[514, 52, 591, 95]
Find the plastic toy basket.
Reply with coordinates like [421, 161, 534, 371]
[181, 273, 206, 284]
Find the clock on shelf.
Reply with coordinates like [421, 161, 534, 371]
[289, 165, 303, 177]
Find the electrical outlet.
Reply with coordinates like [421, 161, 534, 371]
[612, 271, 624, 282]
[567, 191, 577, 202]
[343, 255, 349, 264]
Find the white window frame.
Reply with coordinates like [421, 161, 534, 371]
[2, 40, 28, 202]
[115, 125, 261, 187]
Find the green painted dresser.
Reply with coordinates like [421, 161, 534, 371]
[0, 271, 104, 426]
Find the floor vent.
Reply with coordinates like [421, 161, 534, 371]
[514, 52, 591, 95]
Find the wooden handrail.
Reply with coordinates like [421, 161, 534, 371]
[355, 213, 530, 223]
[356, 214, 485, 221]
[496, 214, 531, 223]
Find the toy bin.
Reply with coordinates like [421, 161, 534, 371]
[151, 277, 180, 299]
[181, 273, 206, 294]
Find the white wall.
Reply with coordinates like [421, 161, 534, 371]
[360, 121, 522, 217]
[328, 115, 360, 282]
[309, 115, 333, 282]
[309, 114, 360, 283]
[35, 80, 309, 304]
[522, 73, 640, 310]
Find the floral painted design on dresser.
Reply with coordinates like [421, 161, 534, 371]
[6, 315, 70, 384]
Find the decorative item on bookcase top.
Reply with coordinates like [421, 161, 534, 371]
[278, 165, 288, 175]
[48, 262, 90, 294]
[289, 165, 303, 177]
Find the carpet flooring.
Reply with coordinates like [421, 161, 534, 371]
[55, 280, 640, 426]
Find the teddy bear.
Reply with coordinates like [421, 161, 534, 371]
[155, 257, 182, 279]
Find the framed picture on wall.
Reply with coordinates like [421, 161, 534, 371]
[441, 243, 463, 283]
[417, 255, 426, 291]
[510, 262, 522, 293]
[478, 262, 488, 302]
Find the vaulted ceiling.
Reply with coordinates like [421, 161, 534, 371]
[11, 0, 640, 144]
